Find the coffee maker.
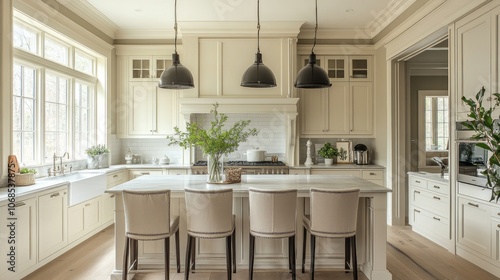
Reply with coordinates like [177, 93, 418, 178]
[353, 144, 370, 165]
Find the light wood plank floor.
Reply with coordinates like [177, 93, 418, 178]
[22, 225, 499, 280]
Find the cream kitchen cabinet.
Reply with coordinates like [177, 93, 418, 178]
[165, 168, 188, 175]
[492, 217, 500, 265]
[457, 197, 491, 257]
[299, 55, 373, 137]
[38, 187, 67, 261]
[455, 7, 498, 120]
[408, 173, 451, 250]
[68, 196, 101, 243]
[310, 168, 384, 186]
[122, 81, 179, 137]
[101, 170, 128, 224]
[0, 197, 37, 279]
[129, 56, 170, 81]
[128, 168, 164, 179]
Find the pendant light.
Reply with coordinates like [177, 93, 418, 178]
[294, 0, 331, 88]
[158, 0, 194, 89]
[241, 0, 277, 88]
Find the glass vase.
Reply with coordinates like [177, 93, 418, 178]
[207, 154, 224, 183]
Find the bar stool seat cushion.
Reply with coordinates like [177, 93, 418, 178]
[126, 216, 179, 241]
[188, 215, 234, 239]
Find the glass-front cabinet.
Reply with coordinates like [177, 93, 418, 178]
[300, 55, 372, 82]
[129, 56, 170, 81]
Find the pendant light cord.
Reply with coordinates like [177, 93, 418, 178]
[311, 0, 318, 54]
[257, 0, 261, 54]
[174, 0, 178, 54]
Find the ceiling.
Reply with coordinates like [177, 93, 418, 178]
[60, 0, 417, 40]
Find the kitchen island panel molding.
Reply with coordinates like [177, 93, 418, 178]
[107, 175, 392, 280]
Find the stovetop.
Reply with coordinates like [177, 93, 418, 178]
[192, 160, 287, 167]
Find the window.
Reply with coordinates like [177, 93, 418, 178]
[425, 96, 449, 151]
[44, 72, 69, 163]
[12, 18, 100, 166]
[12, 63, 37, 165]
[44, 36, 70, 66]
[13, 22, 39, 55]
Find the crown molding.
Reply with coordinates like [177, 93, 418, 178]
[367, 0, 416, 38]
[298, 28, 372, 40]
[56, 0, 118, 39]
[115, 28, 174, 40]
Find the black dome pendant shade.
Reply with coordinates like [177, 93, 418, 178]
[158, 0, 194, 89]
[294, 53, 331, 88]
[159, 53, 194, 89]
[241, 52, 276, 87]
[294, 0, 332, 89]
[241, 0, 277, 88]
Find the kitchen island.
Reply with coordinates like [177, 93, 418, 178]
[106, 174, 392, 280]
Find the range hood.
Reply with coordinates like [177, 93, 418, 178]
[178, 98, 299, 165]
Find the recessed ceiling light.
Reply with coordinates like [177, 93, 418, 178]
[345, 9, 354, 13]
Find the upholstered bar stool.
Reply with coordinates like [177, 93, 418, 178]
[184, 188, 236, 280]
[122, 189, 180, 280]
[248, 188, 298, 280]
[302, 188, 360, 280]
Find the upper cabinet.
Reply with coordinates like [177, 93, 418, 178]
[455, 7, 498, 121]
[299, 53, 374, 137]
[116, 46, 180, 138]
[129, 56, 170, 81]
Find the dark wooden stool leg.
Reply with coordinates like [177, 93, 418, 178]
[232, 229, 236, 273]
[133, 239, 138, 270]
[122, 237, 129, 280]
[226, 235, 232, 280]
[290, 235, 296, 280]
[165, 237, 170, 280]
[301, 227, 307, 273]
[288, 236, 292, 273]
[175, 229, 180, 273]
[310, 234, 316, 280]
[191, 237, 196, 272]
[184, 235, 192, 280]
[351, 236, 358, 280]
[249, 234, 255, 280]
[345, 237, 351, 272]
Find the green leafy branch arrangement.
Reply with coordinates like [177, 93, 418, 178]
[318, 142, 339, 159]
[461, 87, 500, 202]
[167, 103, 259, 156]
[85, 144, 110, 157]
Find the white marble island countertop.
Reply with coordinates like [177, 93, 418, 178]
[106, 174, 391, 197]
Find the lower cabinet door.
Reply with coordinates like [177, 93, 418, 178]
[492, 218, 500, 265]
[457, 197, 491, 257]
[101, 193, 115, 224]
[68, 197, 101, 243]
[38, 188, 67, 261]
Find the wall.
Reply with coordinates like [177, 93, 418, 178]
[373, 46, 388, 168]
[298, 138, 375, 165]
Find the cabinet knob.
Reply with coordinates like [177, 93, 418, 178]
[85, 203, 90, 207]
[498, 224, 500, 228]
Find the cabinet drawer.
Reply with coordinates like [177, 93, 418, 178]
[310, 169, 361, 177]
[410, 187, 449, 214]
[409, 176, 426, 189]
[410, 206, 449, 239]
[362, 170, 383, 180]
[427, 181, 449, 196]
[166, 168, 188, 175]
[129, 169, 163, 179]
[106, 171, 127, 188]
[492, 206, 500, 219]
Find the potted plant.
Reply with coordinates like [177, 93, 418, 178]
[16, 167, 37, 186]
[318, 142, 339, 166]
[167, 103, 259, 183]
[461, 86, 500, 202]
[85, 144, 110, 169]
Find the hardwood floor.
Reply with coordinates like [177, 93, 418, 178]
[22, 225, 499, 280]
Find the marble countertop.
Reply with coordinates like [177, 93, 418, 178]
[0, 180, 68, 203]
[407, 171, 449, 183]
[106, 174, 391, 197]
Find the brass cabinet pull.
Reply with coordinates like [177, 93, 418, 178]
[414, 209, 421, 213]
[113, 174, 118, 178]
[433, 185, 441, 189]
[15, 202, 26, 207]
[50, 193, 60, 198]
[498, 224, 500, 228]
[433, 217, 441, 221]
[141, 172, 150, 175]
[85, 203, 90, 207]
[415, 180, 421, 183]
[497, 212, 500, 216]
[414, 190, 420, 194]
[468, 202, 479, 207]
[433, 196, 441, 200]
[110, 194, 115, 198]
[369, 172, 376, 175]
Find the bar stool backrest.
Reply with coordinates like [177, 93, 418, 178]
[249, 188, 297, 238]
[185, 188, 234, 238]
[122, 189, 172, 240]
[310, 188, 360, 238]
